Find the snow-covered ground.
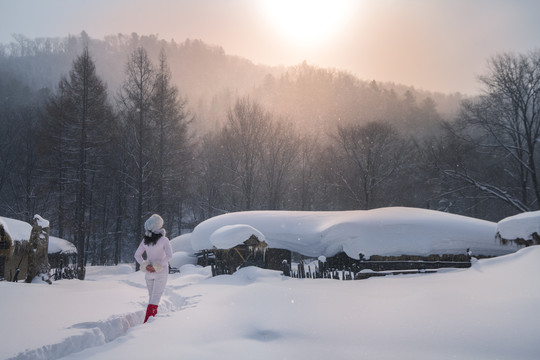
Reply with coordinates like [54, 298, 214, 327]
[2, 246, 540, 360]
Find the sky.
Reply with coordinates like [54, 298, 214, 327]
[1, 0, 540, 94]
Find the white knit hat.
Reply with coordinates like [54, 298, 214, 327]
[144, 214, 165, 236]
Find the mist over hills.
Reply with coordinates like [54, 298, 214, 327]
[0, 32, 463, 135]
[2, 31, 535, 255]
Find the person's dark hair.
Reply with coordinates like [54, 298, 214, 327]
[144, 231, 162, 246]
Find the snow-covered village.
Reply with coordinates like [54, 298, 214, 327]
[1, 209, 539, 359]
[2, 1, 540, 360]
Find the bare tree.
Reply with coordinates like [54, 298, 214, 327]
[151, 49, 192, 230]
[222, 98, 270, 210]
[117, 47, 155, 245]
[261, 119, 299, 209]
[333, 121, 407, 209]
[450, 50, 540, 212]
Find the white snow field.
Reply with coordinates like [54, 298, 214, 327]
[1, 208, 538, 360]
[0, 246, 538, 360]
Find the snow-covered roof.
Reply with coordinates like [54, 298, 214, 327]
[190, 207, 519, 258]
[210, 224, 266, 249]
[0, 216, 32, 242]
[0, 216, 76, 253]
[496, 210, 540, 241]
[49, 236, 77, 254]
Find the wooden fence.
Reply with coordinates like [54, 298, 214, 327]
[209, 257, 471, 280]
[203, 248, 473, 280]
[284, 258, 471, 280]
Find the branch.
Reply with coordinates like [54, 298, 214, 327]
[442, 169, 530, 212]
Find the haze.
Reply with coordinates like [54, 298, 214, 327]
[1, 0, 540, 94]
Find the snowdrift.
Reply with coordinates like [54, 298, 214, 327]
[496, 210, 540, 245]
[2, 246, 539, 360]
[190, 207, 517, 258]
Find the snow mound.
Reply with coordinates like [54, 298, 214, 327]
[0, 216, 32, 242]
[473, 244, 540, 273]
[209, 224, 266, 249]
[170, 251, 197, 269]
[115, 264, 133, 275]
[190, 207, 515, 258]
[232, 265, 283, 282]
[33, 214, 49, 228]
[49, 236, 77, 254]
[170, 233, 194, 253]
[497, 210, 540, 242]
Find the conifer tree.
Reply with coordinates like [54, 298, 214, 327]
[45, 46, 114, 279]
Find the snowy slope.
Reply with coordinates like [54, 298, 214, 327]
[1, 247, 540, 360]
[190, 207, 517, 258]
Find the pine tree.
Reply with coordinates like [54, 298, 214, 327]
[117, 47, 156, 251]
[45, 46, 114, 279]
[151, 49, 192, 230]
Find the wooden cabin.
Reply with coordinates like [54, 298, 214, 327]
[495, 211, 540, 247]
[0, 218, 30, 282]
[1, 215, 75, 282]
[197, 234, 291, 275]
[48, 237, 77, 270]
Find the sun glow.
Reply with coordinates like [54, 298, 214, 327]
[261, 0, 353, 46]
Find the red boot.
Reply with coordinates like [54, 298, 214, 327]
[144, 304, 158, 323]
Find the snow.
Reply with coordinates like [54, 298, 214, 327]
[497, 210, 540, 241]
[169, 233, 194, 253]
[169, 251, 197, 269]
[190, 207, 518, 258]
[210, 224, 267, 249]
[1, 209, 535, 359]
[0, 216, 32, 243]
[49, 236, 77, 254]
[33, 214, 50, 229]
[0, 216, 76, 254]
[1, 246, 539, 360]
[169, 234, 197, 269]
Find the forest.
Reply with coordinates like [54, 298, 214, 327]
[1, 32, 539, 277]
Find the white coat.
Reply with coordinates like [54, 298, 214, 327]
[134, 235, 173, 275]
[134, 235, 173, 305]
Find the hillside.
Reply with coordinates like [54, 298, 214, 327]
[0, 33, 463, 134]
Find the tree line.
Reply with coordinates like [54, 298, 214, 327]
[1, 33, 539, 278]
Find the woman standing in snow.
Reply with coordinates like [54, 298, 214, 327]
[134, 214, 173, 323]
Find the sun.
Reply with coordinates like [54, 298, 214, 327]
[261, 0, 353, 46]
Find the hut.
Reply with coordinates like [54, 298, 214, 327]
[0, 217, 32, 282]
[0, 215, 76, 282]
[496, 211, 540, 247]
[48, 236, 77, 270]
[194, 224, 291, 275]
[190, 208, 522, 277]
